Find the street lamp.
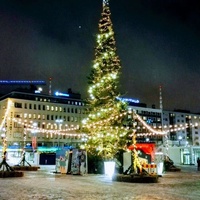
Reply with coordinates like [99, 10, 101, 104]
[178, 136, 182, 147]
[31, 122, 38, 151]
[55, 119, 63, 148]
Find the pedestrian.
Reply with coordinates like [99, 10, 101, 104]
[197, 157, 200, 171]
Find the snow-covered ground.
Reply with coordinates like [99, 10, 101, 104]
[0, 165, 200, 200]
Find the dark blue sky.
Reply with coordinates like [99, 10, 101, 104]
[0, 0, 200, 112]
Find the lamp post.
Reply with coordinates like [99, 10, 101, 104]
[178, 136, 182, 147]
[55, 119, 63, 149]
[32, 122, 38, 151]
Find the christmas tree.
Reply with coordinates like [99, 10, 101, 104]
[82, 0, 132, 161]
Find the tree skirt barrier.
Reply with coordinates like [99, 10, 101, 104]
[12, 166, 40, 171]
[0, 171, 24, 178]
[112, 173, 159, 183]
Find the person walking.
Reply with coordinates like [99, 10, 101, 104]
[197, 157, 200, 171]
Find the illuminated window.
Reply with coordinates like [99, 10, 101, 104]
[46, 105, 50, 111]
[51, 106, 54, 111]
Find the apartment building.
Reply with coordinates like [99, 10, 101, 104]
[1, 91, 200, 165]
[0, 91, 87, 152]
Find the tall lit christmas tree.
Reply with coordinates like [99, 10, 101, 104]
[82, 0, 132, 161]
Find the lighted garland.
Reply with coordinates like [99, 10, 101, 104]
[5, 117, 86, 138]
[0, 100, 12, 156]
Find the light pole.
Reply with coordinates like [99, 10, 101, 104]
[55, 119, 63, 149]
[178, 136, 182, 147]
[32, 122, 38, 151]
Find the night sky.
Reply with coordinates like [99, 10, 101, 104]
[0, 0, 200, 112]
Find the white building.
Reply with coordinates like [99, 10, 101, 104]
[0, 91, 87, 164]
[1, 91, 200, 166]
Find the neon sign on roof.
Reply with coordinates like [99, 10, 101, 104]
[117, 97, 139, 104]
[55, 91, 69, 97]
[0, 80, 46, 85]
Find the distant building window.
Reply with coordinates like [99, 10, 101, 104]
[51, 106, 54, 111]
[24, 103, 27, 109]
[34, 104, 37, 110]
[47, 105, 50, 111]
[29, 104, 32, 109]
[14, 102, 22, 108]
[38, 105, 41, 110]
[43, 105, 45, 110]
[14, 113, 21, 118]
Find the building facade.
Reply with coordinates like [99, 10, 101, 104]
[1, 91, 200, 165]
[0, 91, 87, 152]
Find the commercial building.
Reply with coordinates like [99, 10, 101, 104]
[0, 90, 87, 165]
[0, 91, 200, 166]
